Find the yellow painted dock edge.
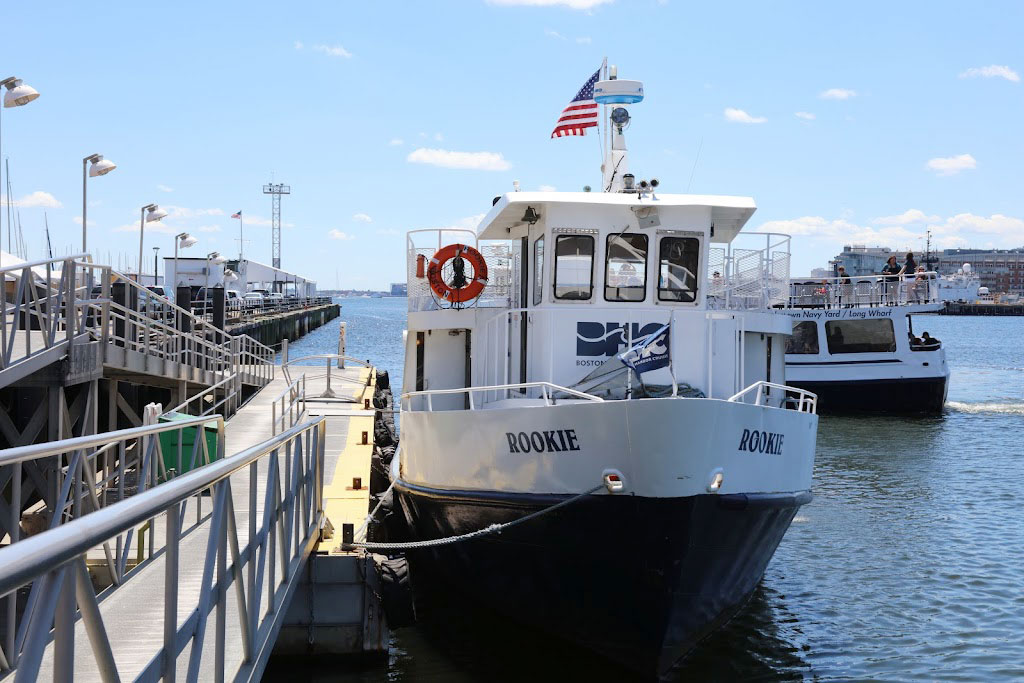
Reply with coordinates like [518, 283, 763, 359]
[321, 366, 376, 554]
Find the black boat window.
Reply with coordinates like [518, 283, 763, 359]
[658, 236, 700, 302]
[553, 235, 594, 300]
[533, 236, 544, 306]
[786, 321, 819, 354]
[605, 233, 647, 302]
[825, 319, 896, 354]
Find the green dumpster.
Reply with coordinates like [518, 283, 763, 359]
[157, 412, 221, 477]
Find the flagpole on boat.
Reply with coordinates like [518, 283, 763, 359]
[602, 56, 608, 188]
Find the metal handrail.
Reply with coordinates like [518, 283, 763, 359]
[0, 253, 89, 275]
[727, 380, 818, 414]
[164, 374, 242, 417]
[0, 417, 326, 681]
[272, 373, 307, 434]
[787, 272, 940, 309]
[402, 381, 604, 412]
[0, 415, 220, 468]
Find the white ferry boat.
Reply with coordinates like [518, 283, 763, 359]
[937, 263, 981, 302]
[391, 67, 819, 677]
[784, 275, 949, 413]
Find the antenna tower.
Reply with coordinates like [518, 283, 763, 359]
[262, 182, 290, 268]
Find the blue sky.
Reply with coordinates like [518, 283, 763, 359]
[2, 0, 1022, 288]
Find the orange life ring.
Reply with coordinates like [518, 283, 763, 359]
[427, 244, 488, 303]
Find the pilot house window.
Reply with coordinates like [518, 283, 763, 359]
[605, 233, 648, 302]
[658, 236, 699, 302]
[553, 235, 594, 300]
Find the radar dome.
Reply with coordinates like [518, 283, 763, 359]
[962, 263, 972, 273]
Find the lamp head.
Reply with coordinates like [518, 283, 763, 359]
[146, 205, 168, 222]
[89, 156, 117, 177]
[223, 268, 239, 282]
[177, 233, 198, 249]
[3, 79, 40, 108]
[208, 252, 227, 264]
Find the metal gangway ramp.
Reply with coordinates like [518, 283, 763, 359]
[0, 358, 378, 682]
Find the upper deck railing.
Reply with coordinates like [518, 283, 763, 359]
[707, 232, 791, 311]
[787, 272, 940, 309]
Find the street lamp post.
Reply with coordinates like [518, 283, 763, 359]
[82, 154, 117, 254]
[137, 204, 167, 281]
[153, 246, 160, 286]
[205, 251, 227, 316]
[1, 77, 40, 255]
[173, 232, 198, 287]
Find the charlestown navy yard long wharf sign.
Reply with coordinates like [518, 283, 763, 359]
[506, 429, 581, 454]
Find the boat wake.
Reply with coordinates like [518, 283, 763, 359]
[947, 400, 1024, 416]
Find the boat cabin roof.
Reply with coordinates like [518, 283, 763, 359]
[478, 192, 756, 242]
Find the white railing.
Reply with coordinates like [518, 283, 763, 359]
[708, 232, 791, 311]
[233, 334, 276, 387]
[788, 272, 940, 308]
[0, 417, 325, 681]
[728, 381, 818, 414]
[272, 373, 307, 435]
[402, 381, 604, 412]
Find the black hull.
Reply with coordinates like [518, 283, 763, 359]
[394, 481, 809, 678]
[789, 375, 948, 414]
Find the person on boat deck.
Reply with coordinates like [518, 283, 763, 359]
[912, 266, 929, 302]
[882, 255, 901, 304]
[836, 266, 852, 307]
[921, 331, 940, 347]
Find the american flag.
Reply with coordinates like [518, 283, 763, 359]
[551, 67, 602, 138]
[231, 210, 242, 219]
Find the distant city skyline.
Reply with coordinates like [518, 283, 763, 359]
[2, 1, 1022, 288]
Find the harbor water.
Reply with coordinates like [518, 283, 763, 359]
[275, 298, 1024, 681]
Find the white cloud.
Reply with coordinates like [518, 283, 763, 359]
[328, 229, 356, 241]
[576, 36, 592, 44]
[1, 191, 62, 208]
[959, 65, 1019, 83]
[925, 154, 977, 176]
[488, 0, 612, 9]
[544, 28, 566, 40]
[723, 107, 766, 124]
[407, 148, 511, 171]
[312, 44, 352, 58]
[353, 213, 372, 223]
[198, 225, 221, 232]
[294, 41, 304, 50]
[872, 209, 940, 226]
[795, 111, 816, 120]
[388, 138, 404, 146]
[758, 211, 1024, 255]
[538, 185, 557, 192]
[433, 132, 443, 141]
[157, 184, 174, 193]
[819, 88, 856, 100]
[164, 206, 225, 219]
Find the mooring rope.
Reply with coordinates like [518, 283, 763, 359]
[341, 483, 604, 552]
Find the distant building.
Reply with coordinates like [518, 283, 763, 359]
[939, 248, 1024, 294]
[832, 245, 895, 276]
[390, 282, 407, 296]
